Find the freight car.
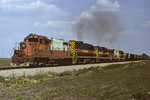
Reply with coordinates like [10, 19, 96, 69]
[11, 34, 147, 66]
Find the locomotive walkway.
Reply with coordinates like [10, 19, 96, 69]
[0, 61, 145, 77]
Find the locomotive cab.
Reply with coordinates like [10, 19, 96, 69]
[11, 34, 50, 66]
[119, 51, 125, 61]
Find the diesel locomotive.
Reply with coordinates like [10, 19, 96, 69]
[11, 34, 147, 66]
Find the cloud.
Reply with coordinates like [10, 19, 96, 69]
[97, 0, 120, 12]
[28, 0, 63, 12]
[0, 0, 68, 28]
[34, 20, 76, 28]
[97, 0, 120, 8]
[121, 30, 138, 35]
[0, 0, 66, 15]
[1, 0, 8, 3]
[34, 22, 41, 27]
[34, 21, 67, 28]
[79, 12, 94, 19]
[143, 20, 150, 28]
[78, 3, 120, 21]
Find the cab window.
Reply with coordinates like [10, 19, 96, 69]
[28, 36, 38, 42]
[28, 38, 38, 42]
[24, 39, 28, 42]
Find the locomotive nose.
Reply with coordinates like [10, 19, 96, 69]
[11, 42, 27, 65]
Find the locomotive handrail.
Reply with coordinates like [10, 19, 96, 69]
[10, 42, 20, 57]
[10, 47, 15, 57]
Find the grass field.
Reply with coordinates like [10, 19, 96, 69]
[0, 58, 11, 67]
[0, 61, 150, 100]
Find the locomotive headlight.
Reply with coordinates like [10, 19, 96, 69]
[22, 43, 26, 49]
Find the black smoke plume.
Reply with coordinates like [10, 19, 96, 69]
[74, 8, 123, 46]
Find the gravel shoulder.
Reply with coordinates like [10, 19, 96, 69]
[0, 60, 144, 77]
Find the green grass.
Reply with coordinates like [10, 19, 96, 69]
[0, 61, 150, 100]
[0, 58, 11, 67]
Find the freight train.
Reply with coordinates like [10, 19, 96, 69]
[11, 34, 148, 66]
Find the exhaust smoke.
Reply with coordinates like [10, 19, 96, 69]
[74, 7, 123, 47]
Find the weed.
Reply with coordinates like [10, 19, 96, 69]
[132, 91, 150, 100]
[41, 88, 73, 99]
[15, 96, 25, 100]
[22, 71, 26, 78]
[46, 71, 56, 77]
[31, 71, 46, 80]
[0, 76, 5, 82]
[59, 70, 72, 76]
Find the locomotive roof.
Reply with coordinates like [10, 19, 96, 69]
[26, 34, 49, 40]
[48, 37, 68, 42]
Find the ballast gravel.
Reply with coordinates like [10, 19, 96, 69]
[0, 61, 142, 77]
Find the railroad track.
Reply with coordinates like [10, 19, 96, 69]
[0, 60, 147, 71]
[0, 62, 113, 71]
[0, 66, 32, 70]
[0, 63, 79, 71]
[0, 64, 59, 71]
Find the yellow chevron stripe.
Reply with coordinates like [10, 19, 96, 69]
[69, 42, 75, 46]
[69, 47, 75, 49]
[72, 42, 75, 45]
[69, 41, 75, 57]
[69, 49, 74, 52]
[69, 47, 73, 51]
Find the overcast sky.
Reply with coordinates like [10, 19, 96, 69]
[0, 0, 150, 58]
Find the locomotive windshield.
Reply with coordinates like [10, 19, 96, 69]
[28, 38, 38, 42]
[26, 35, 39, 42]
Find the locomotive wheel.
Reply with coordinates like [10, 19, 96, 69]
[65, 59, 74, 65]
[91, 59, 95, 63]
[58, 60, 65, 65]
[78, 59, 84, 64]
[34, 61, 39, 67]
[39, 62, 46, 66]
